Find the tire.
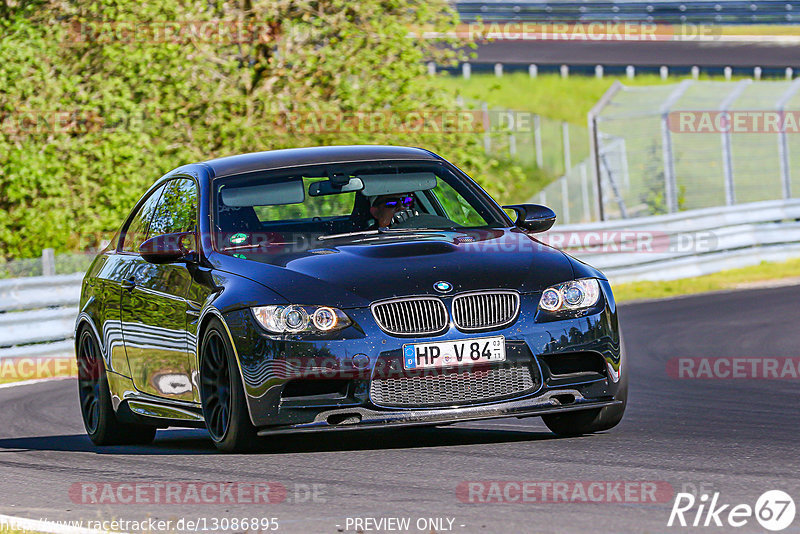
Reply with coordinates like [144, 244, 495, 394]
[199, 318, 259, 452]
[77, 328, 157, 446]
[542, 338, 628, 437]
[541, 398, 625, 437]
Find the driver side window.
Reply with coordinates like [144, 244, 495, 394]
[121, 183, 168, 253]
[430, 179, 487, 227]
[148, 178, 198, 237]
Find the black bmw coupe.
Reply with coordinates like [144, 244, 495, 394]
[75, 145, 626, 452]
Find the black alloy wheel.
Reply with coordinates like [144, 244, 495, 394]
[76, 328, 156, 445]
[200, 329, 232, 441]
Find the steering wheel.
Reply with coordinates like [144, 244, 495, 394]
[389, 212, 456, 229]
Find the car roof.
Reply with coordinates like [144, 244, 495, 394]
[202, 145, 442, 178]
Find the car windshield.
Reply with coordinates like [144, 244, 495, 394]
[212, 161, 506, 255]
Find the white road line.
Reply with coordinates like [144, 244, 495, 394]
[0, 376, 75, 390]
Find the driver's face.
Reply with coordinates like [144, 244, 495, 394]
[369, 194, 414, 227]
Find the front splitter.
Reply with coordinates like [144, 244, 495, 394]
[256, 389, 621, 436]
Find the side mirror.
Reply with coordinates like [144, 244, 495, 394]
[503, 204, 556, 233]
[139, 231, 196, 264]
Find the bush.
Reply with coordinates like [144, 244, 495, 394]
[0, 1, 539, 259]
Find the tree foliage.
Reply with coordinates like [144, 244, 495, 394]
[0, 0, 534, 259]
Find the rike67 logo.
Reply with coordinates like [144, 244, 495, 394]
[668, 490, 796, 531]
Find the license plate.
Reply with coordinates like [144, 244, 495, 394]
[403, 336, 506, 370]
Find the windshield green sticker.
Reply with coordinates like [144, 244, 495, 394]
[233, 253, 247, 259]
[230, 233, 247, 244]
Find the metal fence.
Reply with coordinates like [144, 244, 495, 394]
[532, 79, 800, 224]
[530, 131, 629, 224]
[479, 102, 590, 181]
[0, 248, 95, 279]
[551, 198, 800, 283]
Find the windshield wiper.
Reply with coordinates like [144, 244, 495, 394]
[317, 227, 451, 241]
[381, 227, 456, 233]
[317, 230, 381, 241]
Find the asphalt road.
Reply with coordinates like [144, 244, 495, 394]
[470, 39, 800, 68]
[1, 285, 800, 533]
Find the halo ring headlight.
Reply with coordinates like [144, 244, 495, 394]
[540, 288, 563, 311]
[282, 305, 309, 332]
[563, 285, 584, 306]
[312, 307, 338, 331]
[252, 305, 351, 335]
[538, 278, 601, 313]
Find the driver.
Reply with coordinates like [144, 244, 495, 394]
[369, 193, 417, 228]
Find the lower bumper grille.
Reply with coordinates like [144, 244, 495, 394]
[369, 365, 536, 408]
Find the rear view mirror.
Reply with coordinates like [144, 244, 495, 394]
[309, 177, 364, 197]
[503, 204, 556, 233]
[139, 231, 196, 264]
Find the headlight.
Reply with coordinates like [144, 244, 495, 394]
[538, 278, 601, 312]
[252, 305, 352, 334]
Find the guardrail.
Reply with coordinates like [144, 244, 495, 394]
[550, 198, 800, 283]
[0, 273, 82, 360]
[1, 199, 799, 358]
[456, 1, 800, 24]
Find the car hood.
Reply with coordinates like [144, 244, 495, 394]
[212, 228, 576, 308]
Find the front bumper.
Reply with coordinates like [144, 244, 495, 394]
[255, 390, 622, 436]
[222, 281, 624, 430]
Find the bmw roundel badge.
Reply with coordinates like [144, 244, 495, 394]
[433, 281, 453, 293]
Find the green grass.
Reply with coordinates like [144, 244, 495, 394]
[613, 258, 800, 302]
[429, 72, 640, 182]
[0, 356, 76, 385]
[433, 72, 799, 217]
[430, 72, 749, 124]
[716, 24, 800, 36]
